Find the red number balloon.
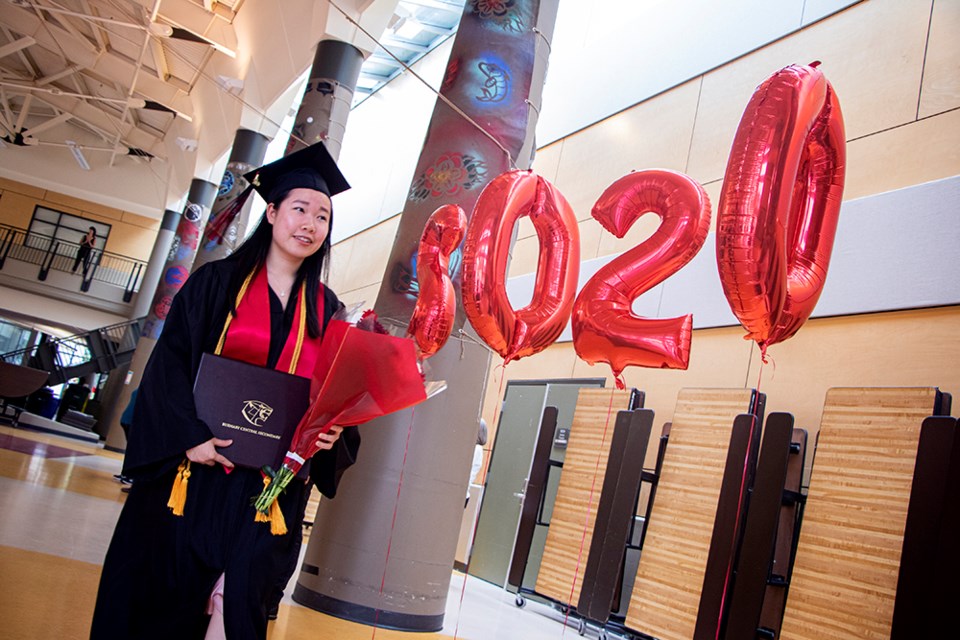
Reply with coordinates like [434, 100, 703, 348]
[408, 204, 467, 358]
[717, 62, 846, 356]
[572, 169, 711, 385]
[461, 170, 580, 363]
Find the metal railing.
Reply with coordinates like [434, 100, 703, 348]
[1, 317, 144, 385]
[0, 223, 147, 301]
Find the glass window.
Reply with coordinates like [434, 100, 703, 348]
[26, 206, 111, 252]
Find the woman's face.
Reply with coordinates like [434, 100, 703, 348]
[265, 187, 332, 264]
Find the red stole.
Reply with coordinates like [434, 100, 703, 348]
[218, 267, 324, 377]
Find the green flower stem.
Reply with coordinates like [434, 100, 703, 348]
[253, 464, 295, 514]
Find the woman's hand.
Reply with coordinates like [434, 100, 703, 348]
[186, 437, 235, 469]
[315, 425, 344, 451]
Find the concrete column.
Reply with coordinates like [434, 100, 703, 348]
[104, 179, 217, 452]
[193, 129, 270, 270]
[141, 179, 218, 340]
[286, 39, 363, 158]
[131, 209, 181, 319]
[294, 1, 557, 630]
[101, 208, 178, 450]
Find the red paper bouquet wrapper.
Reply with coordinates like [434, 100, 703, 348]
[254, 318, 428, 520]
[290, 319, 427, 469]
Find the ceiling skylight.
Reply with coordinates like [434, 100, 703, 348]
[353, 0, 466, 106]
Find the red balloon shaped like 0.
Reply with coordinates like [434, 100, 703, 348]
[461, 170, 580, 363]
[716, 61, 846, 357]
[572, 169, 711, 386]
[408, 204, 467, 358]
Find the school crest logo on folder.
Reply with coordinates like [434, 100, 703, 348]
[242, 400, 273, 427]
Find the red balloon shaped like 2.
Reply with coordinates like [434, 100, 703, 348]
[461, 170, 580, 363]
[572, 169, 711, 386]
[717, 62, 846, 357]
[407, 204, 467, 358]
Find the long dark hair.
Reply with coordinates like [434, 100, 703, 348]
[224, 188, 333, 338]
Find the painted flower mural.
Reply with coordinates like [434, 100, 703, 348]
[408, 153, 488, 202]
[470, 0, 524, 32]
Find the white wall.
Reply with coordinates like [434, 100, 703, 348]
[332, 0, 862, 241]
[537, 0, 859, 144]
[0, 285, 126, 333]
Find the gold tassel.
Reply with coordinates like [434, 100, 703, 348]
[167, 460, 191, 516]
[255, 476, 288, 536]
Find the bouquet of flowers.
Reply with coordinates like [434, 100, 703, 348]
[252, 311, 431, 530]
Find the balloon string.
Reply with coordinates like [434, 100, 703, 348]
[371, 406, 418, 639]
[328, 0, 519, 171]
[453, 363, 508, 639]
[561, 388, 617, 636]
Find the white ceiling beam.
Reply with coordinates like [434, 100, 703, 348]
[33, 0, 99, 54]
[0, 65, 162, 153]
[157, 0, 238, 58]
[0, 88, 15, 127]
[79, 0, 107, 51]
[0, 37, 37, 60]
[148, 35, 169, 81]
[0, 111, 15, 136]
[0, 26, 42, 81]
[33, 91, 166, 158]
[109, 8, 155, 167]
[3, 3, 194, 120]
[36, 64, 85, 86]
[14, 94, 34, 132]
[22, 111, 73, 136]
[47, 102, 125, 149]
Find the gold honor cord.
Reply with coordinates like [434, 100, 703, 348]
[216, 269, 307, 374]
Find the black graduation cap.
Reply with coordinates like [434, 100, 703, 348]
[204, 142, 350, 245]
[244, 141, 350, 204]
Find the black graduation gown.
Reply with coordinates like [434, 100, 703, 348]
[90, 259, 360, 640]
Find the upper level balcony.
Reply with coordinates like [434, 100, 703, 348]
[0, 223, 147, 318]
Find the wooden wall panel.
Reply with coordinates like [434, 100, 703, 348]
[534, 387, 635, 605]
[779, 386, 941, 640]
[624, 388, 756, 640]
[552, 79, 701, 221]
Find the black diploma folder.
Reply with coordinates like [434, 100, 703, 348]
[194, 352, 310, 477]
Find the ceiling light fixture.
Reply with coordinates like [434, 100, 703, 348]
[66, 140, 91, 170]
[176, 137, 199, 152]
[215, 75, 243, 94]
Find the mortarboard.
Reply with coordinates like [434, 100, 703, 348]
[204, 141, 350, 246]
[244, 141, 350, 203]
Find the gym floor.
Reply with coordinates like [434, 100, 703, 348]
[0, 424, 583, 640]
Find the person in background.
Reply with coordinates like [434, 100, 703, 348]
[90, 142, 361, 640]
[72, 227, 96, 276]
[466, 418, 488, 507]
[113, 387, 138, 489]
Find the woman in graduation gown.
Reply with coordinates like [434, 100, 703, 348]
[90, 142, 360, 640]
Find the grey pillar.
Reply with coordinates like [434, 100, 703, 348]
[132, 209, 181, 319]
[193, 129, 270, 270]
[103, 208, 178, 450]
[286, 39, 363, 158]
[294, 1, 557, 630]
[141, 179, 218, 340]
[104, 180, 217, 452]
